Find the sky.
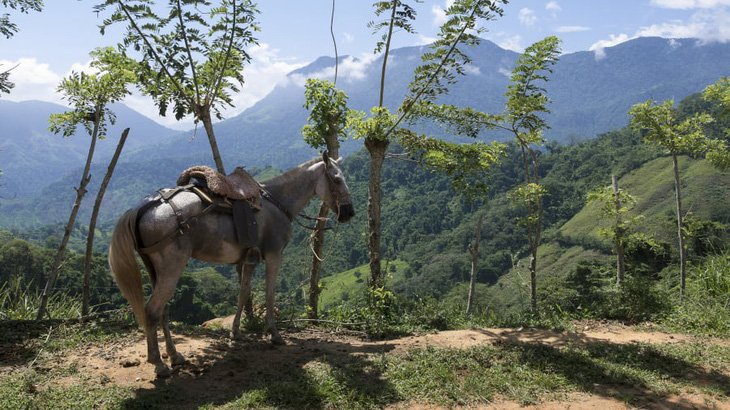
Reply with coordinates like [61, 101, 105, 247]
[2, 0, 730, 130]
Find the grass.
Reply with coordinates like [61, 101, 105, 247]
[318, 260, 409, 309]
[0, 275, 83, 320]
[559, 156, 729, 245]
[1, 317, 728, 409]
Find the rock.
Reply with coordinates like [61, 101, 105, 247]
[120, 358, 141, 368]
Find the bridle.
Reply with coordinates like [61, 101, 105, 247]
[261, 158, 350, 231]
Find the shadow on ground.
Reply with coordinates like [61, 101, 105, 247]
[475, 328, 730, 409]
[119, 329, 399, 409]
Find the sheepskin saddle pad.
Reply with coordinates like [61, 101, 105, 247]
[177, 166, 260, 202]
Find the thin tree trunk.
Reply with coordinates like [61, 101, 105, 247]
[365, 138, 389, 291]
[307, 204, 329, 319]
[528, 251, 537, 312]
[199, 109, 226, 175]
[37, 109, 101, 320]
[82, 128, 129, 317]
[378, 1, 398, 108]
[307, 123, 340, 319]
[466, 213, 483, 314]
[612, 175, 626, 284]
[672, 154, 686, 300]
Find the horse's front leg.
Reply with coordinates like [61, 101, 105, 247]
[231, 261, 255, 340]
[263, 252, 285, 345]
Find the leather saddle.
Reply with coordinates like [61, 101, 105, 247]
[173, 166, 263, 264]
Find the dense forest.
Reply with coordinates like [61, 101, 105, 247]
[2, 90, 728, 334]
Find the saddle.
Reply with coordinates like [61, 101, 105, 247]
[156, 165, 264, 264]
[177, 166, 262, 209]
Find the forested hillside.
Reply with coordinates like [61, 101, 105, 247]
[0, 101, 178, 197]
[3, 90, 727, 327]
[4, 37, 730, 205]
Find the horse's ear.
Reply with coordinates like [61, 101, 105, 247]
[336, 156, 343, 164]
[322, 150, 330, 167]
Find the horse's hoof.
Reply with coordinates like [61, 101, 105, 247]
[270, 334, 285, 345]
[230, 330, 244, 340]
[155, 363, 172, 378]
[170, 352, 185, 366]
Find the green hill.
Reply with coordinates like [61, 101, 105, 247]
[318, 260, 409, 309]
[478, 155, 729, 314]
[560, 156, 730, 244]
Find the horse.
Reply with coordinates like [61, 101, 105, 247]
[108, 152, 354, 377]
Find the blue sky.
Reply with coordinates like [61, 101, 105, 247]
[2, 0, 730, 129]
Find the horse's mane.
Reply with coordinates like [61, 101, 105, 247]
[261, 157, 324, 187]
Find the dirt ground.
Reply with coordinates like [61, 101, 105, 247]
[3, 318, 729, 409]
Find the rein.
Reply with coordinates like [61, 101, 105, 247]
[259, 160, 345, 231]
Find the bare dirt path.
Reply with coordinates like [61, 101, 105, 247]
[4, 319, 729, 409]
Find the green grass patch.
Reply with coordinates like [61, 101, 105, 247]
[0, 368, 133, 409]
[379, 340, 730, 407]
[319, 260, 409, 309]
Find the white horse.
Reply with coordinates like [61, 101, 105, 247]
[109, 152, 354, 377]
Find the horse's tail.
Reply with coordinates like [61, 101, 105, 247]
[109, 208, 146, 329]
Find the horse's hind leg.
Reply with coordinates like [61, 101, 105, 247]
[231, 262, 255, 340]
[144, 258, 186, 378]
[264, 252, 285, 345]
[162, 305, 185, 366]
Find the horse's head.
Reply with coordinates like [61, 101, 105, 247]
[317, 151, 355, 223]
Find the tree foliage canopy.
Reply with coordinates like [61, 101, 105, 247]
[302, 79, 350, 151]
[629, 99, 730, 169]
[47, 48, 136, 139]
[94, 0, 259, 121]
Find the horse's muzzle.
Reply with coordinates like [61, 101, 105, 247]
[337, 203, 355, 223]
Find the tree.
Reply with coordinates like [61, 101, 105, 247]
[351, 0, 506, 291]
[466, 213, 483, 314]
[301, 78, 350, 318]
[83, 128, 129, 316]
[501, 36, 561, 312]
[415, 36, 561, 312]
[37, 48, 135, 320]
[95, 0, 259, 174]
[704, 77, 730, 118]
[1, 0, 43, 94]
[587, 175, 641, 284]
[629, 99, 730, 299]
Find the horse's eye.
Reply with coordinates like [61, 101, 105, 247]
[334, 178, 343, 185]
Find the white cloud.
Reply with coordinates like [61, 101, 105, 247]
[343, 32, 354, 43]
[498, 35, 524, 52]
[498, 67, 512, 77]
[0, 58, 62, 103]
[288, 54, 377, 88]
[463, 64, 481, 75]
[416, 34, 438, 46]
[635, 9, 730, 42]
[589, 34, 631, 60]
[651, 0, 730, 9]
[546, 1, 561, 12]
[1, 44, 309, 130]
[518, 8, 537, 27]
[555, 25, 591, 33]
[431, 0, 456, 27]
[589, 5, 730, 61]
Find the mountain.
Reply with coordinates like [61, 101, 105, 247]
[2, 36, 729, 227]
[0, 100, 179, 197]
[127, 37, 730, 171]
